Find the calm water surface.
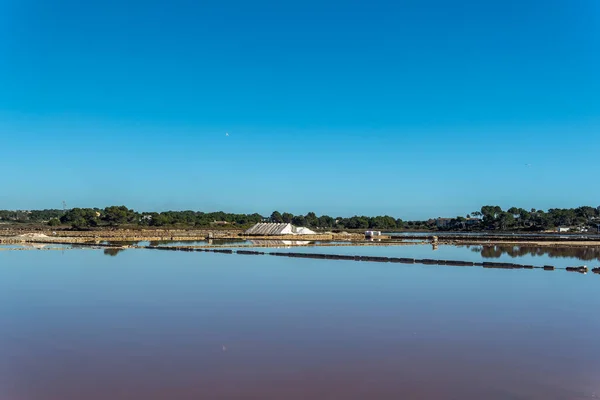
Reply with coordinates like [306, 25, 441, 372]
[104, 239, 253, 247]
[1, 249, 600, 400]
[386, 231, 600, 238]
[254, 243, 600, 268]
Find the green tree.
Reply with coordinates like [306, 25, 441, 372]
[270, 211, 283, 223]
[304, 212, 319, 227]
[282, 212, 293, 223]
[481, 205, 502, 219]
[60, 208, 99, 229]
[345, 216, 369, 229]
[292, 215, 306, 226]
[370, 215, 397, 230]
[47, 218, 60, 227]
[481, 205, 502, 228]
[29, 209, 64, 223]
[576, 206, 596, 222]
[507, 207, 519, 216]
[103, 206, 137, 226]
[150, 213, 171, 227]
[498, 212, 515, 230]
[318, 215, 335, 228]
[516, 208, 530, 228]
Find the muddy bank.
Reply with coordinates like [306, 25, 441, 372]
[0, 227, 240, 238]
[2, 228, 599, 249]
[0, 228, 367, 244]
[0, 228, 234, 244]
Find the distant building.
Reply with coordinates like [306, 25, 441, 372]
[464, 218, 481, 226]
[365, 230, 382, 238]
[436, 218, 453, 228]
[211, 221, 230, 226]
[557, 227, 570, 233]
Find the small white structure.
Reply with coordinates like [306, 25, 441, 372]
[365, 230, 382, 238]
[557, 227, 570, 233]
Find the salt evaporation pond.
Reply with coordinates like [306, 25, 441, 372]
[1, 248, 599, 399]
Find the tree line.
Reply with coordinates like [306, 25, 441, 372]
[0, 206, 404, 230]
[467, 244, 600, 261]
[0, 209, 64, 224]
[0, 204, 599, 231]
[469, 205, 600, 232]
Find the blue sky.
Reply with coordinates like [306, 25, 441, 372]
[1, 0, 598, 219]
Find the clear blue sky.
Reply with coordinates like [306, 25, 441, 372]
[1, 0, 598, 219]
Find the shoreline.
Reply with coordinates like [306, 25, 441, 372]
[1, 227, 600, 249]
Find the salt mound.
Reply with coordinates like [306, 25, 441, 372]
[18, 233, 50, 239]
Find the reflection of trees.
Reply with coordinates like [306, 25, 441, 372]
[147, 239, 247, 247]
[149, 240, 169, 246]
[212, 239, 247, 245]
[107, 241, 137, 246]
[104, 248, 126, 257]
[463, 245, 600, 261]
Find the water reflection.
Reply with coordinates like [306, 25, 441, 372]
[147, 238, 250, 247]
[248, 240, 313, 246]
[103, 248, 126, 257]
[21, 243, 49, 249]
[2, 250, 600, 399]
[103, 240, 139, 246]
[465, 245, 600, 261]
